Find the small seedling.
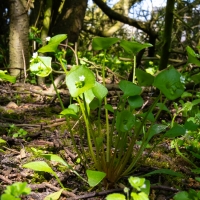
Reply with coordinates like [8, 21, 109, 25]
[106, 176, 150, 200]
[0, 182, 31, 200]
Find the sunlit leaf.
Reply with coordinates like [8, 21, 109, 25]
[66, 65, 95, 97]
[0, 70, 16, 83]
[68, 104, 79, 113]
[92, 37, 119, 50]
[2, 182, 31, 200]
[106, 193, 126, 200]
[60, 108, 78, 119]
[0, 138, 6, 144]
[92, 82, 108, 101]
[23, 161, 54, 174]
[0, 194, 21, 200]
[30, 56, 52, 77]
[86, 170, 106, 187]
[120, 40, 152, 55]
[44, 189, 64, 200]
[38, 34, 67, 53]
[128, 177, 145, 191]
[82, 89, 95, 105]
[131, 192, 149, 200]
[41, 154, 70, 168]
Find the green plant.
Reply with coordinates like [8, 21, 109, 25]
[173, 189, 200, 200]
[0, 70, 16, 83]
[106, 176, 150, 200]
[0, 138, 6, 152]
[8, 124, 28, 138]
[23, 153, 106, 188]
[119, 40, 152, 83]
[0, 182, 31, 200]
[28, 35, 185, 186]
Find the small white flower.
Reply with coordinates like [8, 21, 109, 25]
[32, 52, 38, 59]
[180, 76, 185, 84]
[141, 184, 146, 189]
[79, 75, 85, 81]
[46, 36, 51, 41]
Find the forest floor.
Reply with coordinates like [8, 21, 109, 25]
[0, 82, 200, 200]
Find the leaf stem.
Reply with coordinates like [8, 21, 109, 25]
[77, 96, 97, 167]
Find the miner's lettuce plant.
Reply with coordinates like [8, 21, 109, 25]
[0, 182, 31, 200]
[23, 154, 105, 188]
[28, 35, 185, 185]
[106, 176, 150, 200]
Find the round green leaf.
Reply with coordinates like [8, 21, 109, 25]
[128, 177, 145, 191]
[92, 82, 108, 101]
[120, 40, 152, 55]
[90, 98, 100, 110]
[92, 37, 119, 50]
[86, 170, 106, 187]
[128, 95, 144, 109]
[116, 110, 135, 132]
[173, 191, 190, 200]
[104, 104, 114, 113]
[68, 104, 79, 113]
[66, 65, 95, 97]
[119, 80, 142, 98]
[60, 108, 78, 119]
[135, 68, 154, 86]
[164, 125, 186, 138]
[186, 46, 200, 66]
[153, 67, 185, 100]
[106, 193, 126, 200]
[191, 72, 200, 84]
[30, 56, 52, 77]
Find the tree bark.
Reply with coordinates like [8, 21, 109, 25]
[92, 0, 155, 36]
[51, 0, 88, 44]
[159, 0, 175, 70]
[9, 0, 29, 78]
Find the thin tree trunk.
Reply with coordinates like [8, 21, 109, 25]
[159, 0, 175, 70]
[38, 0, 53, 85]
[9, 0, 29, 79]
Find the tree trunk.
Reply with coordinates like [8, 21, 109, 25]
[159, 0, 175, 70]
[9, 0, 29, 78]
[51, 0, 88, 44]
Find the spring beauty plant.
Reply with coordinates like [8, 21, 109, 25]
[27, 35, 185, 186]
